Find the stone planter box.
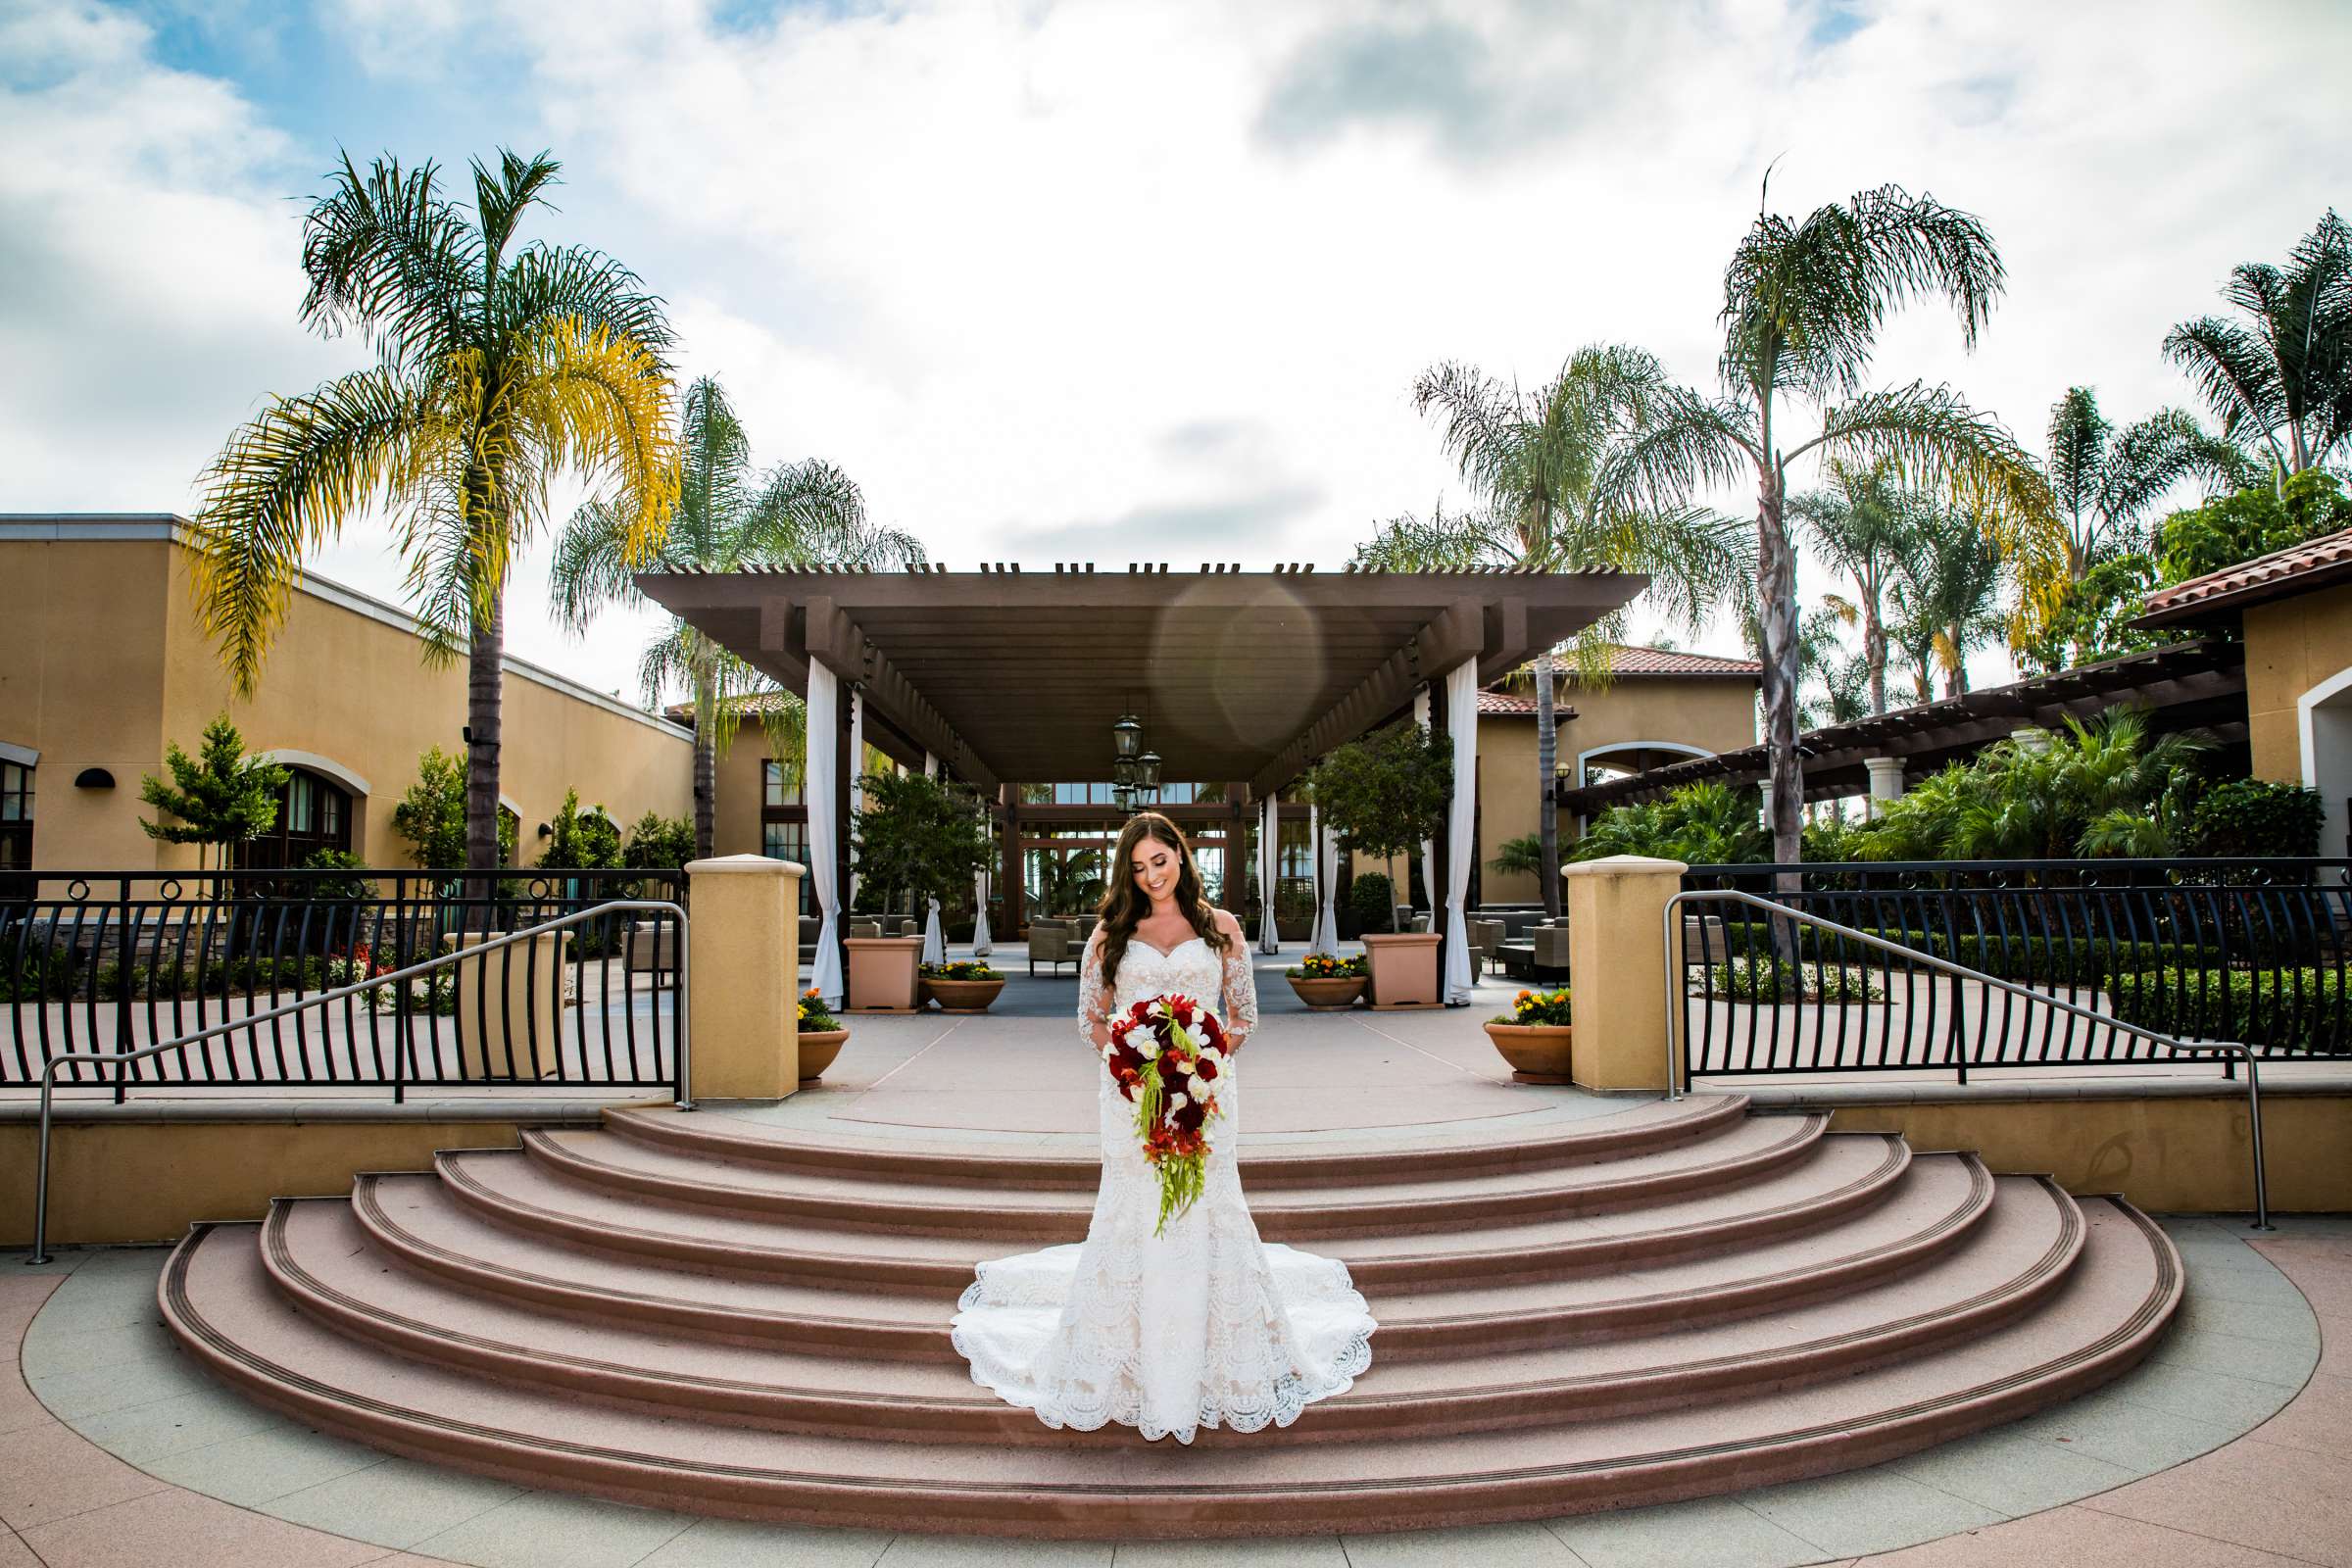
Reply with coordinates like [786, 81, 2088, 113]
[1360, 930, 1443, 1009]
[443, 929, 570, 1080]
[1484, 1021, 1575, 1084]
[921, 976, 1006, 1014]
[844, 935, 923, 1011]
[797, 1026, 849, 1084]
[1285, 974, 1366, 1010]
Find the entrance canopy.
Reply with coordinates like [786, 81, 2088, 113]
[635, 563, 1644, 798]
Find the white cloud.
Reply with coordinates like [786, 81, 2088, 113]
[5, 0, 2350, 704]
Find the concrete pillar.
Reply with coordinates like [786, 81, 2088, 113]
[1559, 855, 1689, 1093]
[1865, 757, 1905, 820]
[1757, 781, 1773, 825]
[685, 855, 805, 1100]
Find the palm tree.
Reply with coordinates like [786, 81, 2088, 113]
[1606, 180, 2050, 865]
[190, 149, 680, 873]
[1890, 510, 2008, 699]
[1355, 345, 1749, 915]
[2043, 388, 2249, 580]
[1788, 458, 1917, 714]
[551, 376, 922, 859]
[2164, 210, 2352, 478]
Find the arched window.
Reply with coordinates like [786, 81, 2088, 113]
[238, 767, 355, 869]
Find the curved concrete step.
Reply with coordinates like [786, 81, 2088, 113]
[515, 1112, 1830, 1241]
[161, 1199, 2180, 1536]
[359, 1150, 1979, 1359]
[257, 1168, 2073, 1445]
[601, 1094, 1755, 1191]
[430, 1132, 1899, 1297]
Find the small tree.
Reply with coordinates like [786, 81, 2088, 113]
[851, 769, 994, 920]
[623, 811, 697, 869]
[1304, 719, 1451, 931]
[139, 713, 288, 877]
[539, 789, 623, 869]
[391, 746, 515, 868]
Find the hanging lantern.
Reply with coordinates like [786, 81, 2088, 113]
[1136, 750, 1161, 790]
[1112, 754, 1138, 787]
[1112, 710, 1144, 759]
[1111, 781, 1135, 810]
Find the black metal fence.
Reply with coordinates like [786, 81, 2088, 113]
[1678, 858, 2352, 1079]
[1, 867, 687, 1098]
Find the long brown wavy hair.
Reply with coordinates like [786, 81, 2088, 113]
[1094, 811, 1232, 996]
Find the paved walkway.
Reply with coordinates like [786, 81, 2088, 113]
[2, 1214, 2340, 1567]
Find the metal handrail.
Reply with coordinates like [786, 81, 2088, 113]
[24, 899, 689, 1265]
[1662, 888, 2271, 1231]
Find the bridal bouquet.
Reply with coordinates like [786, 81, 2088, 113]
[1102, 993, 1230, 1236]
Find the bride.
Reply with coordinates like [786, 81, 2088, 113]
[951, 810, 1378, 1443]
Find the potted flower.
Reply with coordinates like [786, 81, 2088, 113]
[797, 986, 851, 1083]
[1305, 720, 1449, 1009]
[1484, 986, 1573, 1084]
[920, 958, 1006, 1013]
[1284, 952, 1367, 1009]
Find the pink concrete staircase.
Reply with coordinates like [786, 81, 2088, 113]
[158, 1095, 2181, 1538]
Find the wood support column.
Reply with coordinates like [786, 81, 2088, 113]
[1000, 784, 1024, 935]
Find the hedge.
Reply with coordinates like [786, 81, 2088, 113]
[1710, 922, 2229, 983]
[2107, 967, 2347, 1054]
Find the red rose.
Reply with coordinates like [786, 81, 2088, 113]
[1196, 1055, 1219, 1082]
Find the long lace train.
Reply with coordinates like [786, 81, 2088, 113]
[949, 928, 1377, 1444]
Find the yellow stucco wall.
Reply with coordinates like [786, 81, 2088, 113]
[1355, 674, 1757, 905]
[2242, 581, 2352, 782]
[0, 526, 694, 874]
[1825, 1094, 2351, 1215]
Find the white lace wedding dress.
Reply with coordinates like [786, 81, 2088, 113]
[950, 929, 1378, 1443]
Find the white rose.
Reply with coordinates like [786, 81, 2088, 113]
[1169, 1092, 1188, 1110]
[1187, 1074, 1210, 1100]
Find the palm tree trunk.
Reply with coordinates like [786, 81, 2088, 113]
[1534, 649, 1560, 919]
[466, 590, 504, 884]
[1944, 623, 1969, 698]
[693, 672, 717, 861]
[1756, 471, 1804, 873]
[1864, 604, 1887, 716]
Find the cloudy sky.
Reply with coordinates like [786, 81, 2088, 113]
[4, 0, 2347, 707]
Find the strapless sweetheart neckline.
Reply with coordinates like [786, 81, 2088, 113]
[1128, 934, 1207, 961]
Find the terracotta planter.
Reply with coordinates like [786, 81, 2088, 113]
[1485, 1021, 1575, 1085]
[844, 935, 923, 1011]
[1360, 930, 1443, 1008]
[797, 1027, 849, 1084]
[921, 976, 1006, 1014]
[1286, 974, 1366, 1010]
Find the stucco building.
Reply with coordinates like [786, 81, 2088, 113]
[0, 516, 694, 890]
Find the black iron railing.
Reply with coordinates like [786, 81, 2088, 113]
[1, 867, 687, 1097]
[1677, 858, 2352, 1077]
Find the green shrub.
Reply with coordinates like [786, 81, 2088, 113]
[1703, 957, 1884, 1004]
[623, 811, 697, 869]
[2186, 780, 2326, 858]
[1710, 921, 2230, 982]
[301, 848, 378, 902]
[1348, 871, 1395, 929]
[2108, 967, 2346, 1052]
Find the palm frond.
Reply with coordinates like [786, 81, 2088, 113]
[471, 148, 563, 275]
[547, 496, 639, 633]
[2163, 316, 2286, 461]
[298, 150, 477, 377]
[510, 317, 682, 560]
[190, 367, 434, 691]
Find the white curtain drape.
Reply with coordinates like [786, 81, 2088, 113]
[972, 864, 993, 956]
[806, 663, 844, 1005]
[1444, 659, 1479, 1004]
[922, 750, 937, 777]
[1257, 792, 1281, 954]
[847, 688, 865, 907]
[1310, 803, 1339, 953]
[1414, 685, 1435, 928]
[923, 896, 945, 963]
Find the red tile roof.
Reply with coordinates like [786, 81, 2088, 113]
[1593, 645, 1763, 679]
[2137, 525, 2352, 626]
[1477, 691, 1577, 717]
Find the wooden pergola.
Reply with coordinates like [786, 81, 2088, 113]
[636, 562, 1645, 933]
[1557, 638, 2249, 813]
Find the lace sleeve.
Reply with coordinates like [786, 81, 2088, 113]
[1078, 932, 1110, 1050]
[1219, 924, 1258, 1052]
